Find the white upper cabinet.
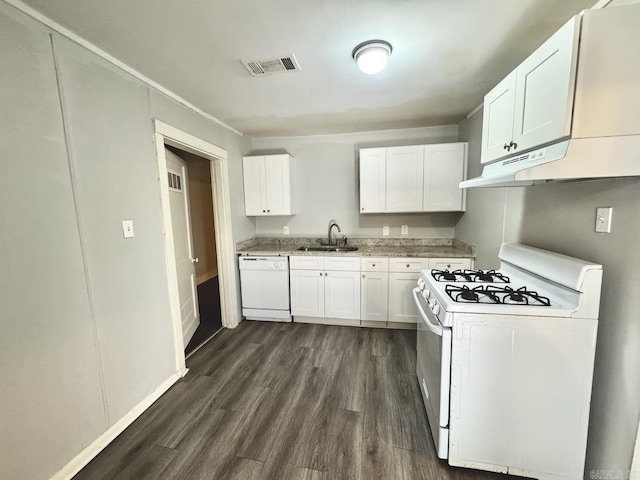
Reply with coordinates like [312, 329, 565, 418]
[359, 148, 386, 214]
[385, 145, 425, 212]
[423, 143, 467, 212]
[359, 143, 466, 213]
[481, 16, 580, 164]
[481, 72, 517, 164]
[512, 17, 579, 153]
[242, 154, 294, 216]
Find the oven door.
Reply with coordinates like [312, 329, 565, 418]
[413, 287, 452, 459]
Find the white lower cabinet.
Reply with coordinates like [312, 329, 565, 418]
[290, 256, 361, 320]
[429, 257, 473, 271]
[388, 258, 430, 324]
[291, 255, 473, 325]
[325, 271, 361, 320]
[290, 269, 325, 317]
[361, 257, 389, 323]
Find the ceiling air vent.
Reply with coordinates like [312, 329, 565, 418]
[241, 54, 301, 76]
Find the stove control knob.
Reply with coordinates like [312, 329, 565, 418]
[424, 288, 430, 298]
[429, 299, 436, 309]
[433, 304, 440, 315]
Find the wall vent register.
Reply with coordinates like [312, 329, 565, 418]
[167, 171, 182, 191]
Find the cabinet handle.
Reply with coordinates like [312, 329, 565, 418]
[510, 141, 518, 151]
[362, 274, 365, 278]
[503, 143, 510, 151]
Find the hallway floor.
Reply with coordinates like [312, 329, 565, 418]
[74, 321, 518, 480]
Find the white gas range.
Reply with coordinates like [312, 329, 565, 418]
[413, 243, 602, 480]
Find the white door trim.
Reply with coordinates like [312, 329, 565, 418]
[153, 120, 239, 377]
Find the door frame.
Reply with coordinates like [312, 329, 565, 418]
[153, 120, 239, 376]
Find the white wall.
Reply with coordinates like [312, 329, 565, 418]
[251, 126, 460, 238]
[0, 2, 253, 478]
[454, 111, 525, 268]
[454, 110, 640, 475]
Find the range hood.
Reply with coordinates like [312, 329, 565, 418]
[461, 5, 640, 189]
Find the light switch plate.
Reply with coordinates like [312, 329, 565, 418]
[401, 225, 409, 235]
[595, 207, 612, 233]
[283, 226, 290, 235]
[122, 220, 135, 238]
[382, 225, 390, 236]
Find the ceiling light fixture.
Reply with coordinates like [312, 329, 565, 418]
[352, 40, 393, 75]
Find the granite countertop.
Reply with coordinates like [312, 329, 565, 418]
[236, 237, 476, 259]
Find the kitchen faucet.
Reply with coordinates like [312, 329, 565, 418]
[327, 219, 342, 246]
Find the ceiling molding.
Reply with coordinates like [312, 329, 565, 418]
[2, 0, 243, 137]
[466, 103, 483, 119]
[591, 0, 613, 8]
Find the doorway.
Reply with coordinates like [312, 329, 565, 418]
[153, 120, 240, 377]
[165, 146, 223, 356]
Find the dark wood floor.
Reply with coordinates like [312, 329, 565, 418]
[75, 321, 514, 480]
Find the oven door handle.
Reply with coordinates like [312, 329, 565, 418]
[412, 287, 444, 337]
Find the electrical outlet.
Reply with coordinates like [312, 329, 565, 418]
[595, 207, 612, 233]
[122, 220, 135, 238]
[401, 225, 409, 235]
[382, 225, 390, 236]
[283, 226, 290, 235]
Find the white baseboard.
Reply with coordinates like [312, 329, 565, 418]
[50, 372, 182, 480]
[293, 316, 417, 330]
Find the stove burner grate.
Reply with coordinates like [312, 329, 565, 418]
[445, 285, 551, 306]
[432, 269, 510, 283]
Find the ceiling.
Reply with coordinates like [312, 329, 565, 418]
[22, 0, 598, 137]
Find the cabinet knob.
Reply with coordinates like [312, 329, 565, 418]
[372, 264, 376, 267]
[324, 272, 328, 276]
[362, 208, 365, 211]
[262, 210, 266, 213]
[406, 264, 410, 268]
[447, 264, 451, 269]
[267, 209, 270, 213]
[319, 272, 323, 276]
[362, 274, 365, 278]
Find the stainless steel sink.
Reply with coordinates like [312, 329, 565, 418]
[297, 246, 358, 252]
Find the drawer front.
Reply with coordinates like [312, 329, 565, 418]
[389, 257, 429, 273]
[324, 256, 361, 272]
[428, 258, 472, 271]
[361, 257, 389, 272]
[290, 256, 325, 270]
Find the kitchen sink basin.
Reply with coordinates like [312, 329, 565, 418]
[297, 246, 358, 252]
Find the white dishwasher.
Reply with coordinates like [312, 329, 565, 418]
[239, 256, 291, 322]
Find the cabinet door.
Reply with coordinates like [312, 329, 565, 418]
[290, 270, 324, 317]
[428, 258, 472, 271]
[361, 272, 389, 322]
[388, 272, 420, 323]
[359, 148, 386, 213]
[481, 71, 517, 164]
[242, 156, 266, 215]
[423, 143, 467, 212]
[325, 271, 361, 320]
[512, 17, 579, 154]
[264, 154, 292, 215]
[386, 146, 424, 212]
